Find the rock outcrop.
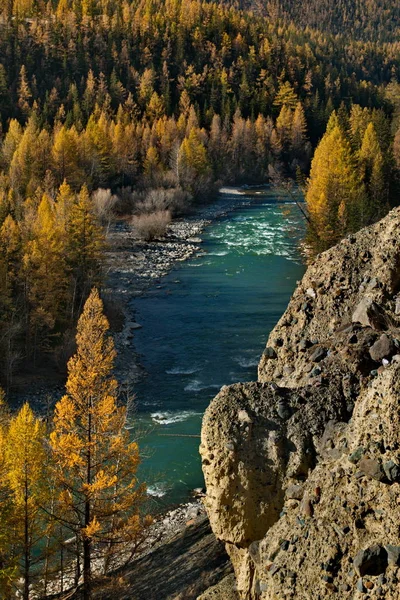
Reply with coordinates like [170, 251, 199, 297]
[200, 207, 400, 599]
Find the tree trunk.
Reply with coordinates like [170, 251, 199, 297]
[83, 407, 92, 599]
[83, 531, 91, 600]
[24, 480, 30, 600]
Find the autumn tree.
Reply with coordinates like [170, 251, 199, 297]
[306, 113, 366, 252]
[0, 215, 21, 389]
[359, 122, 388, 221]
[23, 194, 68, 358]
[290, 102, 310, 168]
[50, 289, 147, 599]
[52, 126, 82, 188]
[274, 81, 298, 110]
[0, 390, 15, 598]
[17, 66, 32, 118]
[4, 403, 48, 600]
[66, 186, 104, 319]
[178, 129, 212, 195]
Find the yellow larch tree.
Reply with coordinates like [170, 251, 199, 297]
[50, 289, 147, 600]
[23, 193, 68, 357]
[0, 215, 22, 390]
[359, 122, 388, 221]
[52, 125, 83, 189]
[66, 186, 104, 320]
[306, 113, 366, 253]
[4, 403, 47, 600]
[0, 389, 15, 599]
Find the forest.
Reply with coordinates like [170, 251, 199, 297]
[0, 0, 399, 386]
[0, 289, 150, 599]
[0, 0, 399, 596]
[252, 0, 400, 42]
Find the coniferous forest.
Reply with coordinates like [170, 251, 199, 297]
[0, 0, 399, 383]
[0, 0, 400, 596]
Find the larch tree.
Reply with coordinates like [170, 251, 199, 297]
[0, 215, 22, 389]
[276, 105, 293, 149]
[17, 66, 32, 118]
[50, 289, 147, 600]
[178, 129, 212, 196]
[273, 81, 298, 110]
[359, 122, 388, 222]
[0, 389, 15, 599]
[9, 115, 39, 197]
[1, 119, 23, 170]
[52, 126, 82, 188]
[306, 115, 366, 253]
[291, 103, 308, 153]
[66, 186, 104, 320]
[4, 403, 47, 600]
[22, 194, 67, 357]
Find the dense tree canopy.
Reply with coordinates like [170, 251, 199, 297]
[0, 0, 399, 382]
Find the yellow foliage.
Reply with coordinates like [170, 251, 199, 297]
[306, 119, 366, 252]
[50, 289, 146, 586]
[5, 403, 46, 506]
[82, 516, 101, 539]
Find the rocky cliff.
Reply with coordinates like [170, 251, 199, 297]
[200, 207, 400, 600]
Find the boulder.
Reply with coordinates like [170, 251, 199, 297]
[353, 545, 388, 576]
[202, 207, 400, 600]
[369, 333, 394, 362]
[352, 298, 385, 330]
[358, 457, 385, 481]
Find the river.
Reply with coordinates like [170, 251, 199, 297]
[128, 190, 306, 508]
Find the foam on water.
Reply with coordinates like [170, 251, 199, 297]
[147, 482, 170, 497]
[234, 356, 260, 368]
[207, 250, 229, 256]
[166, 366, 201, 375]
[184, 380, 222, 393]
[150, 410, 202, 425]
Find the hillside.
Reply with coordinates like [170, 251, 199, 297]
[246, 0, 400, 42]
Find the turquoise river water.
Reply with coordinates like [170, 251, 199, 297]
[130, 190, 306, 509]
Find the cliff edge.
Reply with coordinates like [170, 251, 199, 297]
[200, 207, 400, 599]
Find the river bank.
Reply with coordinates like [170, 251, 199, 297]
[106, 187, 278, 389]
[8, 188, 262, 408]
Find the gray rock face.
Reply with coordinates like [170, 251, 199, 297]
[352, 297, 385, 330]
[383, 460, 400, 482]
[201, 207, 400, 600]
[358, 457, 385, 481]
[385, 545, 400, 566]
[354, 545, 388, 576]
[369, 333, 394, 362]
[263, 347, 277, 359]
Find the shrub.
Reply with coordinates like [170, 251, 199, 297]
[136, 187, 192, 216]
[131, 210, 172, 241]
[92, 188, 118, 228]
